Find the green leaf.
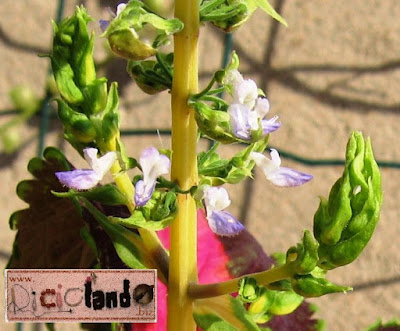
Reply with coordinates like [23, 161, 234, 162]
[83, 199, 147, 269]
[53, 184, 128, 206]
[251, 0, 288, 26]
[364, 319, 400, 331]
[194, 295, 260, 331]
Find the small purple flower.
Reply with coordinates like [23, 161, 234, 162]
[250, 149, 313, 187]
[228, 98, 281, 140]
[99, 2, 127, 32]
[224, 69, 281, 140]
[134, 147, 170, 207]
[203, 186, 244, 236]
[55, 148, 117, 190]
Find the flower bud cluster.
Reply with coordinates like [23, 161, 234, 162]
[314, 132, 382, 270]
[51, 7, 120, 149]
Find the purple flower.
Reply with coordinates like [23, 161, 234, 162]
[99, 3, 127, 32]
[134, 147, 170, 207]
[203, 186, 244, 236]
[224, 69, 281, 140]
[55, 148, 117, 190]
[250, 149, 313, 187]
[228, 99, 281, 140]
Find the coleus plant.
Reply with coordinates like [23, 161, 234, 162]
[7, 0, 398, 330]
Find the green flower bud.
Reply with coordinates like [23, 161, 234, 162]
[248, 288, 273, 317]
[193, 102, 238, 144]
[247, 286, 303, 320]
[56, 99, 96, 143]
[103, 0, 183, 60]
[238, 277, 260, 302]
[108, 30, 157, 61]
[286, 230, 319, 275]
[313, 132, 382, 270]
[267, 290, 303, 315]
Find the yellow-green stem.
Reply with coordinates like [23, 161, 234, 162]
[188, 264, 294, 299]
[167, 0, 199, 330]
[102, 136, 169, 281]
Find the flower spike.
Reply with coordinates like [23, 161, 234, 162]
[55, 148, 117, 190]
[203, 186, 244, 236]
[250, 149, 313, 187]
[134, 147, 170, 207]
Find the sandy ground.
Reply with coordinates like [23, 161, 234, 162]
[0, 0, 399, 330]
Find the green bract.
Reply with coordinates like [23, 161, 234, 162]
[103, 0, 183, 60]
[127, 52, 173, 94]
[200, 0, 287, 32]
[286, 230, 319, 275]
[198, 138, 268, 186]
[291, 272, 352, 298]
[51, 6, 96, 105]
[109, 191, 178, 231]
[314, 132, 382, 270]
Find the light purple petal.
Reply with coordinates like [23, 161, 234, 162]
[233, 79, 258, 109]
[204, 186, 231, 212]
[207, 210, 244, 237]
[55, 169, 101, 190]
[83, 148, 117, 178]
[140, 147, 170, 184]
[228, 104, 252, 140]
[261, 116, 281, 135]
[99, 20, 110, 32]
[254, 97, 270, 118]
[134, 180, 156, 207]
[267, 167, 313, 187]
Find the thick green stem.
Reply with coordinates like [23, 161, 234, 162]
[167, 0, 199, 330]
[188, 264, 294, 299]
